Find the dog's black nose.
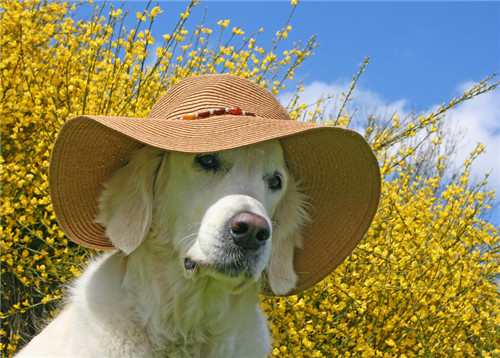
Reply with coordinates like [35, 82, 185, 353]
[230, 212, 270, 250]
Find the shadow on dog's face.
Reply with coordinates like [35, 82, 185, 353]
[97, 140, 307, 295]
[154, 140, 289, 285]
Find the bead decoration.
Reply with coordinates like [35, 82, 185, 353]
[176, 107, 255, 120]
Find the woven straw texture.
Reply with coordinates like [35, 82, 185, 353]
[49, 74, 381, 296]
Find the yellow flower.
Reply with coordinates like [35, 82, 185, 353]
[232, 27, 244, 35]
[150, 6, 162, 18]
[136, 12, 146, 22]
[217, 19, 230, 28]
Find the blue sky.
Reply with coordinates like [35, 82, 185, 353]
[85, 1, 500, 223]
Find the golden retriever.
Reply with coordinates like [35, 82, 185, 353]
[17, 140, 309, 357]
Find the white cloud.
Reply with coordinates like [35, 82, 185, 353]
[445, 83, 500, 190]
[279, 80, 500, 192]
[278, 80, 410, 131]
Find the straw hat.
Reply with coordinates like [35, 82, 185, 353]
[49, 74, 381, 296]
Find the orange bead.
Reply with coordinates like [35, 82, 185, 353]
[182, 113, 196, 120]
[229, 107, 242, 115]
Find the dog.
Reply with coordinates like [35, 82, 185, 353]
[17, 139, 309, 357]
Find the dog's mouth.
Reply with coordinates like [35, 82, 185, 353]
[183, 256, 261, 294]
[183, 257, 255, 279]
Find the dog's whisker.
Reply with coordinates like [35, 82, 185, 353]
[173, 231, 199, 252]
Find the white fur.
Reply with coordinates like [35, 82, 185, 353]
[17, 140, 309, 357]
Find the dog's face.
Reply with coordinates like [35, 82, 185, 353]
[160, 141, 287, 282]
[97, 140, 308, 295]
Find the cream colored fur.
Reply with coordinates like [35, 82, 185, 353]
[17, 141, 309, 357]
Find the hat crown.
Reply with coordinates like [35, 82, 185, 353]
[147, 74, 291, 121]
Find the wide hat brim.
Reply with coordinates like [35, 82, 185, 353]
[49, 74, 381, 296]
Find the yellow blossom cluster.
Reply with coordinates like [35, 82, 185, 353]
[261, 154, 499, 356]
[0, 0, 311, 354]
[1, 1, 498, 357]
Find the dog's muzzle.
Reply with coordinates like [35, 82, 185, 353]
[184, 209, 272, 280]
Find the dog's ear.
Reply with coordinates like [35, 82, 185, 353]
[96, 146, 166, 254]
[267, 176, 309, 295]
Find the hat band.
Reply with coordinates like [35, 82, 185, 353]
[176, 107, 256, 120]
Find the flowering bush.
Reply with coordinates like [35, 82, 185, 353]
[1, 1, 498, 356]
[263, 140, 500, 357]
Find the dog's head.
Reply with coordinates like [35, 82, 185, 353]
[96, 141, 309, 295]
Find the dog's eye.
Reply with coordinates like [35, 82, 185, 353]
[195, 154, 220, 171]
[268, 174, 282, 191]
